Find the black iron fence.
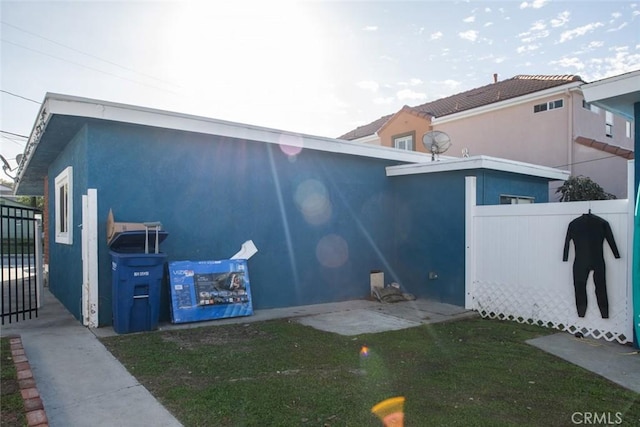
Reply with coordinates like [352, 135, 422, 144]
[1, 204, 42, 324]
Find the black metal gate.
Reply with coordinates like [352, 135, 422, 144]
[1, 204, 42, 324]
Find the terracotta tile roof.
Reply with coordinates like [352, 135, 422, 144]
[574, 136, 634, 159]
[338, 74, 583, 140]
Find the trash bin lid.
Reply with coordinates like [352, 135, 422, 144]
[108, 230, 169, 253]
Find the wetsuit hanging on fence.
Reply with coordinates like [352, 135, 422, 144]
[562, 213, 620, 318]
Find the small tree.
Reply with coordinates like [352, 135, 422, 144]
[556, 175, 616, 202]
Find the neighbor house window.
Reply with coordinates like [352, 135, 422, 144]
[392, 132, 415, 151]
[582, 100, 600, 113]
[500, 195, 534, 204]
[534, 99, 563, 113]
[54, 166, 73, 244]
[605, 111, 613, 138]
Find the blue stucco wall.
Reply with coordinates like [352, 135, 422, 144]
[86, 121, 400, 325]
[43, 117, 553, 326]
[390, 169, 549, 306]
[47, 125, 89, 321]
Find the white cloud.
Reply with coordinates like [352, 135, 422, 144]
[430, 31, 443, 40]
[409, 78, 423, 86]
[485, 7, 491, 12]
[484, 22, 493, 27]
[559, 22, 604, 43]
[519, 20, 549, 43]
[495, 56, 506, 63]
[463, 16, 476, 23]
[587, 41, 604, 49]
[607, 22, 628, 32]
[373, 97, 395, 105]
[459, 30, 479, 42]
[363, 25, 378, 32]
[520, 0, 548, 9]
[611, 12, 622, 20]
[550, 56, 585, 70]
[550, 11, 570, 27]
[356, 80, 379, 92]
[397, 89, 427, 101]
[516, 44, 540, 54]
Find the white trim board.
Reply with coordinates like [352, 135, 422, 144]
[385, 155, 570, 181]
[42, 93, 435, 163]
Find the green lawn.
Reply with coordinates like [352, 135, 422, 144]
[100, 317, 640, 426]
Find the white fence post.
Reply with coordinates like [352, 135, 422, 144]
[465, 176, 476, 310]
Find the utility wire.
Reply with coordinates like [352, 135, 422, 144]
[1, 134, 26, 146]
[1, 39, 182, 95]
[0, 130, 29, 139]
[0, 89, 40, 104]
[553, 153, 631, 168]
[1, 21, 180, 89]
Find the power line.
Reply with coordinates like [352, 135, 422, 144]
[1, 134, 26, 146]
[553, 153, 630, 168]
[1, 39, 182, 95]
[0, 130, 29, 139]
[0, 89, 40, 104]
[3, 20, 180, 88]
[1, 21, 180, 89]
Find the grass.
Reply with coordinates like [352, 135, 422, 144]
[1, 337, 27, 427]
[100, 317, 640, 426]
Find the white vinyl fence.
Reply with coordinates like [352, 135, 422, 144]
[465, 176, 633, 344]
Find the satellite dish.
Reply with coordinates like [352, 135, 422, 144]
[0, 154, 16, 179]
[422, 131, 452, 161]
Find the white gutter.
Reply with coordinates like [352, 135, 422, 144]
[385, 155, 570, 181]
[432, 81, 583, 125]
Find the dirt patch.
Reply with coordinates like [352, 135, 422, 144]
[159, 323, 270, 349]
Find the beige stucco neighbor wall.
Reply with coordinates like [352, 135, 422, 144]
[364, 89, 633, 199]
[432, 91, 631, 199]
[377, 111, 432, 153]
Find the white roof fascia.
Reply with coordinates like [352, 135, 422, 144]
[582, 70, 640, 101]
[385, 155, 570, 181]
[581, 70, 640, 121]
[432, 81, 583, 125]
[39, 93, 433, 163]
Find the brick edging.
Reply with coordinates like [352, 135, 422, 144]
[8, 335, 49, 427]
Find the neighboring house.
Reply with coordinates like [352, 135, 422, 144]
[13, 93, 567, 327]
[339, 74, 635, 199]
[581, 69, 640, 345]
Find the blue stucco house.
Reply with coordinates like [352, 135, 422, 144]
[14, 93, 568, 327]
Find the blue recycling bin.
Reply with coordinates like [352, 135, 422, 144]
[109, 230, 168, 334]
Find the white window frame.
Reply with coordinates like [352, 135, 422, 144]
[500, 195, 534, 205]
[605, 111, 613, 138]
[54, 166, 73, 244]
[393, 134, 414, 151]
[534, 99, 563, 113]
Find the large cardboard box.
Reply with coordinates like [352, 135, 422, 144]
[106, 209, 152, 246]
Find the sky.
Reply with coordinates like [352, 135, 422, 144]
[1, 0, 639, 171]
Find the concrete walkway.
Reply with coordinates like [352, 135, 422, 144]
[1, 289, 182, 427]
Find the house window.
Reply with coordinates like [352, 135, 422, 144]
[500, 195, 534, 205]
[54, 166, 73, 244]
[534, 99, 563, 113]
[605, 111, 613, 138]
[582, 100, 600, 113]
[627, 121, 632, 138]
[393, 133, 415, 151]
